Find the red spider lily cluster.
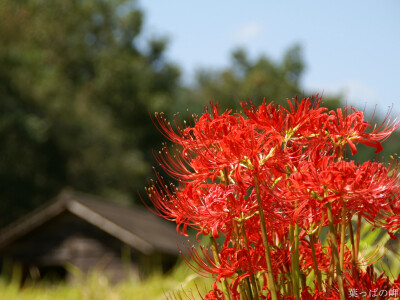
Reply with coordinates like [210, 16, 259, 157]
[146, 96, 400, 300]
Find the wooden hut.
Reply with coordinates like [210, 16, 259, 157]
[0, 189, 188, 283]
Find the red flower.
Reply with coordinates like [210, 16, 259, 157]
[147, 96, 400, 299]
[325, 107, 400, 155]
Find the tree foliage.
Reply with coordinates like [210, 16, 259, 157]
[178, 45, 341, 113]
[0, 0, 180, 226]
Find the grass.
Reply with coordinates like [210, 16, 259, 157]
[0, 261, 213, 300]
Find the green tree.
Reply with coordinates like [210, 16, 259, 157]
[177, 45, 341, 113]
[0, 0, 180, 226]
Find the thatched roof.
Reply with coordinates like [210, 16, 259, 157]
[0, 189, 189, 255]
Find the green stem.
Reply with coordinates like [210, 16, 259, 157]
[254, 176, 278, 300]
[210, 236, 232, 300]
[232, 222, 248, 300]
[244, 277, 253, 300]
[339, 206, 346, 270]
[355, 214, 361, 264]
[240, 222, 260, 300]
[293, 222, 300, 300]
[220, 168, 239, 299]
[309, 233, 322, 291]
[288, 224, 295, 296]
[281, 258, 292, 296]
[348, 216, 359, 282]
[326, 203, 345, 300]
[223, 168, 230, 185]
[328, 246, 334, 287]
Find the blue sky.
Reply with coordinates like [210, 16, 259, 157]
[138, 1, 400, 117]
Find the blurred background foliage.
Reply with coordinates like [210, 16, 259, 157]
[0, 0, 399, 228]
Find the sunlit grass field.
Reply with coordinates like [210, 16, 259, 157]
[0, 261, 213, 300]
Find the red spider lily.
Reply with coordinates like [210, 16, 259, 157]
[204, 288, 225, 300]
[147, 179, 257, 238]
[325, 106, 400, 155]
[277, 157, 400, 232]
[183, 246, 255, 299]
[343, 265, 400, 299]
[181, 244, 261, 297]
[299, 238, 331, 272]
[385, 213, 400, 239]
[241, 96, 328, 147]
[153, 109, 286, 188]
[146, 96, 400, 300]
[182, 235, 282, 283]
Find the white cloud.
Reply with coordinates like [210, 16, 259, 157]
[232, 21, 263, 44]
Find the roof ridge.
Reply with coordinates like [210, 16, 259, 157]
[66, 199, 154, 254]
[0, 189, 185, 255]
